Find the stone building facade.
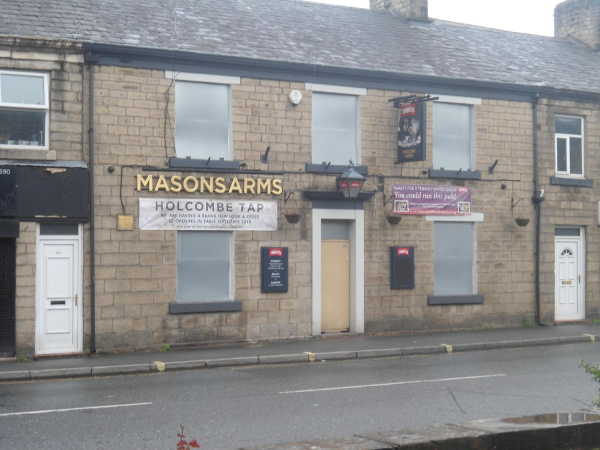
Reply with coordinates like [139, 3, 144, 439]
[0, 0, 599, 356]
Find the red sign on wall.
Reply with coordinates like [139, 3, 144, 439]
[269, 248, 283, 257]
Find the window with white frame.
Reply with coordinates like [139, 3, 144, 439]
[555, 116, 584, 177]
[312, 92, 359, 165]
[433, 101, 476, 171]
[433, 222, 476, 295]
[0, 71, 49, 149]
[177, 231, 233, 303]
[175, 81, 232, 160]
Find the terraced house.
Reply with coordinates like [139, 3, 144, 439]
[0, 0, 599, 357]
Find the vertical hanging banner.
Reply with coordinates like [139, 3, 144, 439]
[392, 184, 471, 215]
[397, 102, 425, 163]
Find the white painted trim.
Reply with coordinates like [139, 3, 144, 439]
[35, 224, 83, 356]
[554, 115, 584, 178]
[426, 213, 484, 222]
[0, 70, 50, 151]
[164, 71, 240, 85]
[555, 228, 585, 321]
[312, 209, 364, 336]
[433, 94, 482, 105]
[305, 83, 367, 96]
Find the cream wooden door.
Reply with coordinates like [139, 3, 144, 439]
[37, 239, 80, 355]
[555, 238, 583, 320]
[321, 240, 350, 332]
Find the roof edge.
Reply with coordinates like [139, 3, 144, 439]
[82, 42, 600, 103]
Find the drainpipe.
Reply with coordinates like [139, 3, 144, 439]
[87, 53, 98, 353]
[531, 93, 545, 326]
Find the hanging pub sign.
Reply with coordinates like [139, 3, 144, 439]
[261, 247, 288, 292]
[397, 102, 425, 163]
[392, 184, 471, 216]
[138, 198, 278, 231]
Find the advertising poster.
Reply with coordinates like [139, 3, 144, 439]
[139, 198, 278, 231]
[397, 102, 425, 163]
[392, 184, 471, 216]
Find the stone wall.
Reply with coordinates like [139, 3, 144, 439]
[554, 0, 600, 50]
[369, 0, 428, 20]
[86, 64, 561, 352]
[0, 39, 87, 355]
[537, 98, 600, 322]
[5, 49, 599, 354]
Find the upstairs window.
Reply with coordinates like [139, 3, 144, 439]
[555, 116, 583, 178]
[0, 71, 49, 149]
[175, 81, 231, 160]
[312, 92, 359, 165]
[433, 102, 473, 171]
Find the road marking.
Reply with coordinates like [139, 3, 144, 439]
[278, 374, 506, 394]
[0, 402, 152, 417]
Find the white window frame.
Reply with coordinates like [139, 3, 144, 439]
[176, 230, 235, 303]
[168, 71, 236, 161]
[432, 95, 480, 171]
[0, 70, 50, 151]
[307, 84, 364, 166]
[555, 115, 584, 179]
[427, 213, 483, 296]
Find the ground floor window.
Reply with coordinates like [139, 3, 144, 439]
[433, 222, 475, 295]
[177, 231, 233, 303]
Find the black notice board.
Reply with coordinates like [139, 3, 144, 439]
[390, 246, 415, 289]
[0, 166, 88, 220]
[0, 167, 16, 217]
[261, 247, 288, 293]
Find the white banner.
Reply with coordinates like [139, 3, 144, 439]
[139, 198, 278, 231]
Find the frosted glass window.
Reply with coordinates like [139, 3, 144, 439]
[312, 93, 358, 165]
[175, 81, 230, 160]
[1, 74, 45, 105]
[322, 220, 350, 240]
[177, 231, 232, 303]
[434, 222, 474, 295]
[433, 103, 472, 170]
[555, 116, 583, 177]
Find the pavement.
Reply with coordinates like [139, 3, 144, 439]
[1, 323, 599, 381]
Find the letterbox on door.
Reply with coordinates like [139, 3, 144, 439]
[390, 246, 415, 289]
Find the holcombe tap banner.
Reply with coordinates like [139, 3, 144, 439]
[139, 198, 278, 231]
[392, 184, 471, 216]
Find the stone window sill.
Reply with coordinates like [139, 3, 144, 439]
[0, 148, 56, 161]
[550, 177, 593, 188]
[169, 300, 242, 314]
[428, 294, 484, 305]
[169, 157, 240, 171]
[306, 163, 368, 175]
[429, 169, 481, 180]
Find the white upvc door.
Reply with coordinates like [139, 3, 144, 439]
[36, 230, 82, 355]
[555, 235, 584, 321]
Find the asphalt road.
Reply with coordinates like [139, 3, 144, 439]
[0, 343, 598, 449]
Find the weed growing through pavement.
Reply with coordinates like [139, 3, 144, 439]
[160, 344, 171, 352]
[177, 425, 200, 449]
[522, 316, 532, 327]
[579, 361, 600, 408]
[589, 318, 600, 324]
[16, 354, 28, 362]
